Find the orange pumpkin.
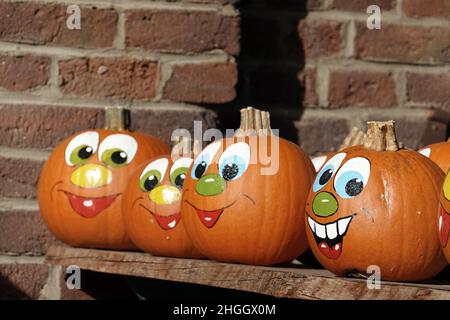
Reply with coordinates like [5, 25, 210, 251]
[439, 171, 450, 263]
[38, 108, 170, 249]
[306, 121, 447, 281]
[418, 140, 450, 173]
[181, 107, 315, 265]
[122, 139, 202, 258]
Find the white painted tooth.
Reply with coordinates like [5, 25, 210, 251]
[168, 220, 177, 229]
[83, 200, 93, 207]
[307, 217, 315, 233]
[326, 222, 338, 240]
[315, 223, 326, 239]
[439, 215, 443, 232]
[338, 217, 352, 235]
[205, 217, 212, 222]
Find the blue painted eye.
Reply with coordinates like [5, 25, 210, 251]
[190, 142, 221, 180]
[312, 153, 347, 192]
[334, 157, 370, 199]
[218, 142, 250, 181]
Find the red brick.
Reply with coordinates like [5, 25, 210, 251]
[331, 0, 395, 11]
[298, 68, 318, 107]
[328, 70, 397, 108]
[59, 57, 159, 100]
[406, 73, 450, 110]
[125, 10, 240, 55]
[307, 0, 327, 10]
[402, 0, 450, 18]
[163, 63, 237, 103]
[0, 55, 49, 91]
[298, 19, 343, 58]
[355, 22, 450, 65]
[0, 2, 117, 48]
[0, 156, 44, 199]
[0, 263, 49, 299]
[0, 210, 58, 256]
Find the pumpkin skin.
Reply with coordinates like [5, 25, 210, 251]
[181, 136, 315, 265]
[418, 142, 450, 173]
[306, 146, 447, 281]
[38, 129, 170, 249]
[439, 171, 450, 263]
[122, 155, 202, 258]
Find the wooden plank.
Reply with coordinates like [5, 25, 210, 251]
[46, 245, 450, 300]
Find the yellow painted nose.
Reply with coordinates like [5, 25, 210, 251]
[149, 185, 181, 205]
[71, 164, 112, 188]
[444, 172, 450, 200]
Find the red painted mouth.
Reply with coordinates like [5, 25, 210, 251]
[439, 206, 450, 248]
[66, 192, 119, 218]
[196, 209, 224, 228]
[152, 212, 182, 230]
[318, 242, 342, 259]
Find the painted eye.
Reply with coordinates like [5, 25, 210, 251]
[218, 142, 250, 181]
[191, 141, 221, 180]
[139, 158, 169, 192]
[311, 155, 327, 172]
[170, 157, 193, 189]
[419, 147, 431, 158]
[98, 134, 138, 168]
[334, 157, 370, 199]
[313, 153, 346, 192]
[65, 131, 99, 166]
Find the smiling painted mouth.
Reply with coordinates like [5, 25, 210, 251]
[307, 215, 353, 260]
[439, 206, 450, 248]
[185, 200, 235, 228]
[138, 204, 181, 230]
[65, 192, 119, 218]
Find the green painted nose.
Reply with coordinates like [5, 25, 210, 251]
[313, 192, 338, 217]
[196, 174, 226, 196]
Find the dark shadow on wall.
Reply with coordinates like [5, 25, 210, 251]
[206, 0, 308, 143]
[0, 275, 30, 300]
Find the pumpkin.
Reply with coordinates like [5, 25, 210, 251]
[418, 140, 450, 173]
[122, 138, 203, 258]
[38, 107, 170, 249]
[439, 171, 450, 263]
[181, 107, 315, 265]
[305, 121, 447, 281]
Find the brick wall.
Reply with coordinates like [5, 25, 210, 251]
[0, 0, 238, 299]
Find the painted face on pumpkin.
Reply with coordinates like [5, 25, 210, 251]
[306, 152, 371, 260]
[439, 172, 450, 248]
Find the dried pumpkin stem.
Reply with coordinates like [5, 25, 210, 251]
[339, 127, 366, 150]
[364, 120, 399, 151]
[171, 136, 201, 159]
[235, 107, 273, 136]
[104, 107, 130, 131]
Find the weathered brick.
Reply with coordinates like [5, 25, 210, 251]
[298, 19, 343, 58]
[59, 57, 159, 101]
[0, 104, 217, 149]
[163, 63, 237, 103]
[307, 0, 328, 10]
[331, 0, 395, 11]
[0, 55, 49, 91]
[355, 22, 450, 65]
[328, 70, 397, 108]
[402, 0, 450, 18]
[296, 116, 350, 154]
[125, 10, 240, 55]
[298, 68, 318, 107]
[0, 263, 49, 299]
[0, 2, 117, 48]
[406, 73, 450, 110]
[0, 156, 44, 199]
[0, 210, 58, 256]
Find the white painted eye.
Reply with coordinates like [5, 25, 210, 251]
[334, 157, 371, 199]
[140, 158, 169, 180]
[419, 147, 431, 158]
[170, 157, 193, 176]
[311, 155, 327, 172]
[218, 142, 251, 181]
[65, 131, 99, 166]
[98, 134, 138, 166]
[191, 141, 222, 180]
[170, 157, 193, 189]
[313, 153, 346, 192]
[139, 158, 169, 192]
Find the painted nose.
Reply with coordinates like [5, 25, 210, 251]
[71, 164, 112, 188]
[149, 185, 181, 205]
[313, 191, 338, 217]
[196, 174, 225, 196]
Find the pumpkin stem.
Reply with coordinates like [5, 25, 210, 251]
[171, 136, 201, 160]
[104, 107, 130, 130]
[339, 127, 366, 150]
[235, 107, 273, 136]
[364, 120, 399, 151]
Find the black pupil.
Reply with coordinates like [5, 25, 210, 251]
[78, 146, 93, 159]
[174, 173, 186, 188]
[144, 176, 158, 191]
[111, 150, 127, 164]
[345, 178, 364, 197]
[222, 163, 239, 181]
[194, 161, 207, 178]
[319, 169, 333, 185]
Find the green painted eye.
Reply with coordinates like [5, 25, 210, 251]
[70, 145, 94, 165]
[140, 170, 162, 192]
[170, 167, 189, 189]
[101, 148, 128, 168]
